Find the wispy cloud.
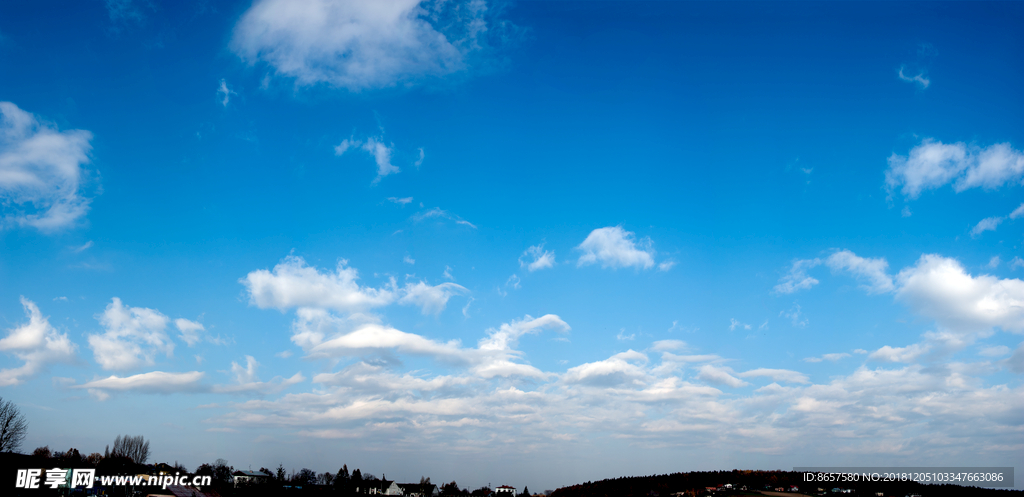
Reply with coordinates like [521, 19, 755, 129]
[217, 79, 236, 107]
[411, 207, 477, 229]
[0, 101, 94, 231]
[897, 66, 930, 89]
[519, 244, 555, 272]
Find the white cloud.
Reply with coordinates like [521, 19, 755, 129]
[1009, 203, 1024, 220]
[657, 259, 676, 272]
[217, 79, 236, 107]
[206, 322, 1023, 462]
[519, 244, 554, 272]
[896, 254, 1024, 335]
[825, 250, 895, 293]
[978, 345, 1010, 357]
[563, 350, 648, 387]
[388, 196, 413, 205]
[1012, 257, 1024, 271]
[398, 281, 469, 315]
[897, 66, 930, 89]
[803, 352, 851, 363]
[504, 274, 520, 290]
[779, 304, 808, 327]
[650, 339, 687, 352]
[0, 101, 94, 231]
[174, 318, 205, 347]
[970, 216, 1003, 238]
[87, 298, 174, 371]
[576, 226, 655, 270]
[241, 255, 397, 313]
[72, 240, 93, 253]
[214, 355, 305, 394]
[0, 297, 77, 386]
[403, 255, 415, 265]
[305, 314, 569, 382]
[412, 207, 477, 229]
[75, 371, 206, 400]
[868, 343, 930, 363]
[1008, 342, 1024, 373]
[736, 368, 809, 384]
[773, 258, 821, 294]
[105, 0, 145, 24]
[728, 318, 751, 331]
[696, 364, 748, 388]
[616, 329, 635, 341]
[335, 136, 400, 182]
[231, 0, 492, 91]
[885, 139, 1024, 199]
[987, 256, 1001, 269]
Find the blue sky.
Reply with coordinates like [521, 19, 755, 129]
[1, 0, 1022, 491]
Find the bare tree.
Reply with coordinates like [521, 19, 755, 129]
[110, 435, 150, 464]
[0, 397, 28, 453]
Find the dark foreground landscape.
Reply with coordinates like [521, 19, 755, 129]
[550, 471, 1022, 497]
[2, 448, 1019, 497]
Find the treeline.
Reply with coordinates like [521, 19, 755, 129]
[548, 470, 1022, 497]
[1, 434, 533, 497]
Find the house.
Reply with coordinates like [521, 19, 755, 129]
[398, 483, 440, 497]
[360, 478, 403, 495]
[232, 470, 270, 487]
[495, 486, 516, 496]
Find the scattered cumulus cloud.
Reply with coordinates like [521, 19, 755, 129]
[242, 255, 397, 313]
[403, 255, 415, 265]
[174, 318, 205, 347]
[825, 250, 895, 294]
[0, 297, 77, 386]
[0, 101, 94, 231]
[895, 254, 1024, 336]
[885, 139, 1024, 199]
[87, 298, 174, 371]
[230, 0, 497, 91]
[576, 226, 655, 270]
[387, 196, 413, 205]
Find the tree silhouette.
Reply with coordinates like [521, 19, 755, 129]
[0, 397, 28, 453]
[110, 435, 150, 464]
